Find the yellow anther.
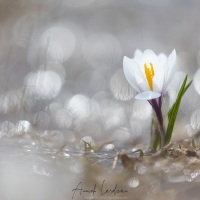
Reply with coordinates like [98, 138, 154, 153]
[144, 62, 155, 90]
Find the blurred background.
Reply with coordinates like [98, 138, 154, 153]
[1, 0, 200, 145]
[1, 0, 200, 199]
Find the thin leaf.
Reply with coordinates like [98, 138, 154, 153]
[132, 149, 144, 157]
[192, 138, 196, 149]
[183, 80, 192, 95]
[151, 134, 160, 151]
[167, 75, 188, 119]
[165, 75, 191, 144]
[168, 80, 192, 120]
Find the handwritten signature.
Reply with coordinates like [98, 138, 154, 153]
[72, 180, 128, 199]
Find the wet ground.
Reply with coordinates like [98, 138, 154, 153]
[1, 135, 200, 200]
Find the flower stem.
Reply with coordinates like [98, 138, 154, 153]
[149, 97, 165, 149]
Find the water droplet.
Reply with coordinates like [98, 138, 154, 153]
[137, 165, 147, 174]
[80, 136, 95, 150]
[104, 144, 115, 151]
[128, 177, 139, 188]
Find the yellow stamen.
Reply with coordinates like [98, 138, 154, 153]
[144, 62, 155, 90]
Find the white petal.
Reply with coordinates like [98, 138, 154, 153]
[141, 51, 165, 93]
[152, 66, 165, 92]
[135, 91, 161, 100]
[123, 56, 150, 92]
[142, 49, 161, 83]
[123, 56, 140, 92]
[142, 49, 160, 74]
[133, 49, 143, 66]
[142, 49, 159, 65]
[133, 49, 143, 59]
[158, 53, 167, 66]
[166, 49, 176, 81]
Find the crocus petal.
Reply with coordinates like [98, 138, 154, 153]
[123, 49, 177, 99]
[133, 49, 143, 63]
[142, 49, 159, 66]
[123, 56, 140, 92]
[135, 91, 161, 100]
[152, 64, 165, 92]
[124, 56, 150, 92]
[158, 53, 167, 66]
[142, 50, 164, 92]
[166, 49, 176, 82]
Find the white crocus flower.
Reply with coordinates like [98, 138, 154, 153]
[123, 49, 176, 100]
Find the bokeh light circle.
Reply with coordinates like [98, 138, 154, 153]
[39, 26, 76, 62]
[24, 70, 62, 100]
